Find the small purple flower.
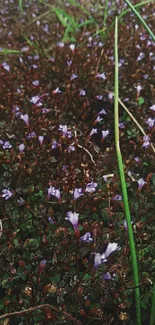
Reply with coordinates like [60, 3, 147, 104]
[96, 72, 106, 80]
[2, 189, 13, 200]
[94, 253, 102, 269]
[85, 182, 97, 193]
[134, 157, 140, 164]
[119, 122, 125, 128]
[74, 188, 83, 200]
[101, 130, 109, 140]
[79, 89, 86, 96]
[65, 211, 79, 230]
[3, 141, 12, 149]
[58, 125, 72, 138]
[41, 108, 51, 113]
[69, 44, 75, 51]
[47, 186, 61, 200]
[48, 217, 54, 224]
[104, 272, 112, 280]
[93, 116, 103, 124]
[57, 42, 64, 48]
[38, 136, 44, 145]
[13, 105, 20, 117]
[21, 46, 29, 52]
[52, 140, 58, 149]
[32, 80, 39, 86]
[112, 194, 122, 201]
[88, 128, 97, 138]
[42, 24, 49, 33]
[123, 220, 133, 231]
[96, 95, 103, 100]
[99, 108, 107, 115]
[27, 132, 36, 139]
[17, 197, 25, 206]
[30, 95, 42, 106]
[70, 74, 78, 81]
[142, 135, 150, 148]
[146, 118, 155, 128]
[19, 143, 25, 152]
[53, 87, 61, 94]
[101, 242, 120, 262]
[68, 145, 75, 152]
[80, 232, 93, 242]
[20, 114, 29, 126]
[137, 178, 146, 190]
[149, 104, 155, 111]
[2, 62, 10, 72]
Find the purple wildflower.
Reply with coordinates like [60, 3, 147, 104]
[134, 157, 141, 165]
[142, 135, 150, 148]
[99, 108, 107, 115]
[17, 197, 25, 206]
[137, 178, 146, 190]
[2, 62, 10, 72]
[88, 128, 97, 138]
[47, 186, 61, 200]
[21, 46, 29, 52]
[104, 272, 112, 280]
[48, 217, 54, 224]
[52, 87, 61, 94]
[65, 211, 79, 230]
[96, 72, 106, 80]
[85, 182, 97, 193]
[41, 108, 51, 113]
[101, 130, 109, 140]
[13, 105, 20, 117]
[2, 189, 13, 200]
[58, 125, 72, 138]
[93, 116, 103, 124]
[70, 74, 78, 81]
[123, 220, 133, 231]
[27, 132, 36, 139]
[79, 89, 86, 96]
[112, 194, 122, 201]
[19, 143, 25, 152]
[30, 95, 42, 106]
[96, 95, 103, 100]
[32, 80, 39, 86]
[119, 122, 125, 128]
[149, 104, 155, 111]
[94, 253, 102, 269]
[80, 232, 93, 242]
[20, 114, 29, 126]
[52, 141, 58, 149]
[3, 141, 12, 149]
[146, 118, 155, 128]
[68, 145, 75, 152]
[101, 242, 120, 262]
[74, 188, 83, 200]
[69, 44, 75, 51]
[38, 136, 44, 145]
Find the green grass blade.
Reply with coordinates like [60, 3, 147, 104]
[150, 282, 155, 325]
[19, 0, 23, 12]
[103, 0, 109, 26]
[106, 0, 153, 38]
[114, 16, 141, 325]
[0, 48, 22, 55]
[124, 0, 155, 42]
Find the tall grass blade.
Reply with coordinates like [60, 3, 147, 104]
[124, 0, 155, 42]
[114, 16, 141, 325]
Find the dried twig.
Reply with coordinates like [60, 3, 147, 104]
[0, 304, 82, 325]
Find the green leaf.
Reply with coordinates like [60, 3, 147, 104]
[0, 304, 4, 310]
[138, 97, 144, 106]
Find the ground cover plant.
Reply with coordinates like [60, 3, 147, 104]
[0, 0, 155, 324]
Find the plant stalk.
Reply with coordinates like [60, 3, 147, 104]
[114, 16, 141, 325]
[150, 282, 155, 325]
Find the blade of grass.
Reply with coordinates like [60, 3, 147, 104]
[150, 283, 155, 325]
[0, 48, 22, 55]
[124, 0, 155, 42]
[114, 16, 141, 325]
[106, 0, 153, 38]
[103, 0, 109, 26]
[19, 0, 23, 13]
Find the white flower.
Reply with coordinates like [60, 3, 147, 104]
[101, 242, 120, 261]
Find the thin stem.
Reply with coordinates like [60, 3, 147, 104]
[124, 0, 155, 42]
[103, 0, 109, 26]
[150, 282, 155, 325]
[114, 16, 141, 325]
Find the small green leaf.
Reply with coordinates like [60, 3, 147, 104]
[138, 97, 144, 106]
